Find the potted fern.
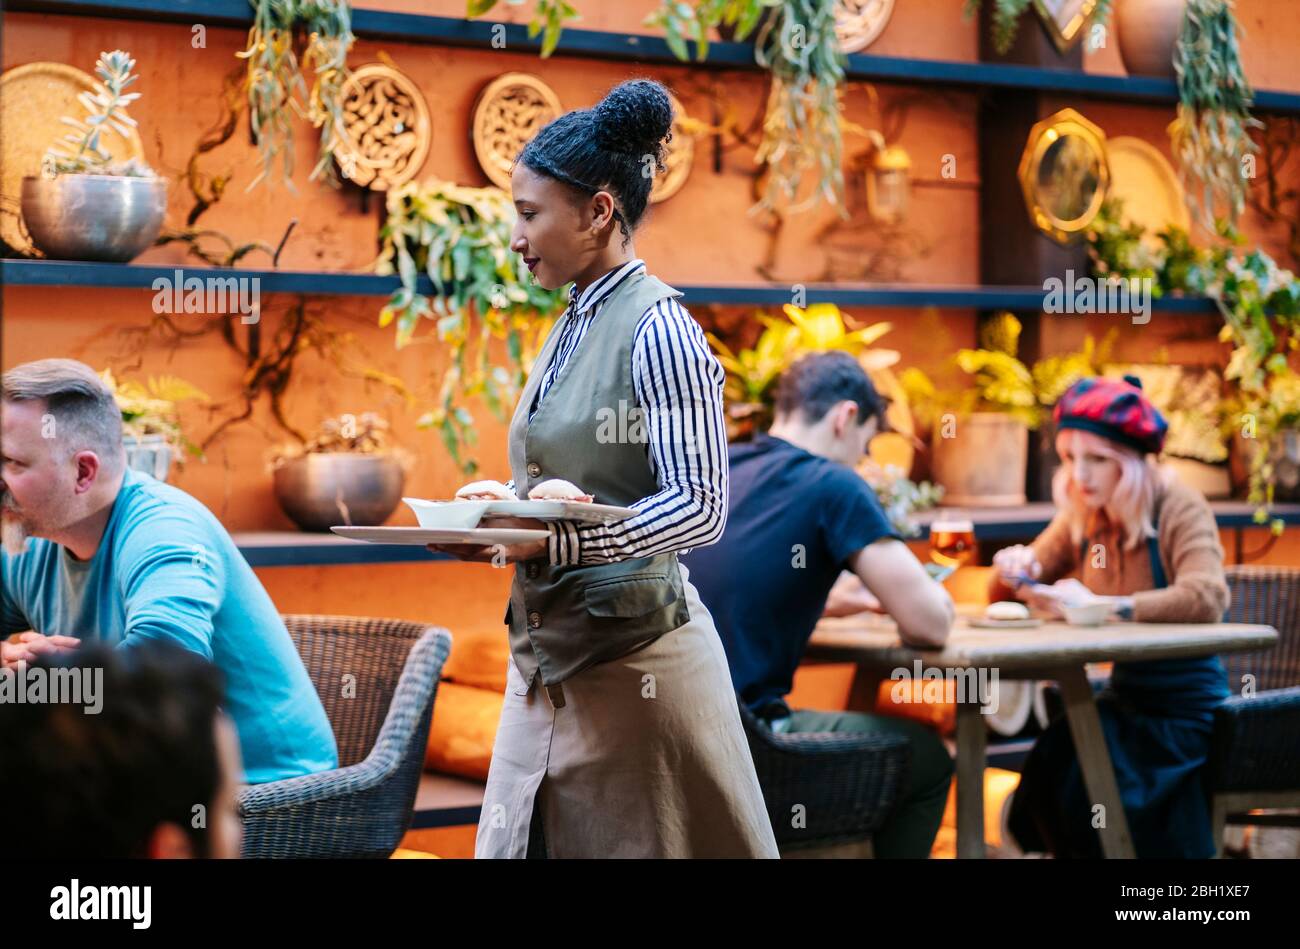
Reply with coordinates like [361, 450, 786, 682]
[100, 369, 209, 483]
[21, 50, 166, 262]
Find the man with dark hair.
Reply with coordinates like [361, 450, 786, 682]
[0, 641, 243, 858]
[681, 350, 956, 858]
[1, 358, 337, 783]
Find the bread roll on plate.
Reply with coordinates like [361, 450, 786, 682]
[527, 478, 593, 503]
[985, 601, 1030, 622]
[455, 480, 518, 501]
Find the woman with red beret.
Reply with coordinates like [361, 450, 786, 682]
[989, 375, 1231, 858]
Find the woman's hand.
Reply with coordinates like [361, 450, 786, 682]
[993, 544, 1042, 592]
[427, 516, 548, 565]
[1023, 578, 1094, 618]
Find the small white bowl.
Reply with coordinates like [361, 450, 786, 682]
[1063, 600, 1111, 627]
[402, 498, 490, 529]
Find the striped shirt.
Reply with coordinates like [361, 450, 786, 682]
[511, 258, 729, 566]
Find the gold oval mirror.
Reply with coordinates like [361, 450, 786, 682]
[1017, 107, 1109, 244]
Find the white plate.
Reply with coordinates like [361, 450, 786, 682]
[331, 526, 549, 545]
[483, 500, 635, 523]
[402, 498, 491, 529]
[967, 617, 1044, 629]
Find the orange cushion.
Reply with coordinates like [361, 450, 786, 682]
[425, 681, 504, 781]
[441, 627, 511, 692]
[873, 677, 957, 735]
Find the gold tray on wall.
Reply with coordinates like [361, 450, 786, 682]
[471, 72, 563, 191]
[0, 62, 146, 254]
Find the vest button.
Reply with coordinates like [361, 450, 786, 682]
[527, 611, 542, 629]
[525, 562, 540, 579]
[526, 462, 541, 478]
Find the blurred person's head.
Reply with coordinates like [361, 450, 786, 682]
[1051, 375, 1170, 550]
[0, 641, 242, 859]
[770, 351, 889, 467]
[510, 78, 673, 290]
[1, 358, 126, 555]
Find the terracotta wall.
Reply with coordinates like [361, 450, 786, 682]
[4, 1, 1299, 632]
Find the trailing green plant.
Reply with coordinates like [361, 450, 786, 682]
[237, 0, 354, 189]
[860, 459, 944, 538]
[962, 0, 1112, 55]
[465, 0, 582, 57]
[43, 50, 156, 178]
[648, 0, 848, 216]
[1086, 200, 1300, 531]
[375, 179, 569, 472]
[1170, 0, 1263, 229]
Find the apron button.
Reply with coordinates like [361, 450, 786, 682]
[528, 611, 542, 628]
[527, 462, 542, 478]
[526, 562, 540, 579]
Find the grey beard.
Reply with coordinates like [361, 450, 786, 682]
[1, 512, 31, 556]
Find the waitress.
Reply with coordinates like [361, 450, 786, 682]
[433, 79, 779, 859]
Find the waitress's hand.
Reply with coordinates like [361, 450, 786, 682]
[427, 516, 548, 565]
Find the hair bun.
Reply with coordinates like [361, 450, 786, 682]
[593, 79, 673, 155]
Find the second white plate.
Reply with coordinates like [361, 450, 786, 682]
[331, 526, 550, 545]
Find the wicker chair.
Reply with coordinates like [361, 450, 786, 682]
[237, 615, 452, 859]
[1207, 566, 1300, 856]
[738, 701, 910, 858]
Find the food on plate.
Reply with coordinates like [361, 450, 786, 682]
[455, 480, 518, 501]
[527, 478, 593, 503]
[985, 601, 1031, 622]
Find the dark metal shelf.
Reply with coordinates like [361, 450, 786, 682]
[1, 258, 1226, 312]
[6, 0, 1299, 115]
[235, 531, 454, 567]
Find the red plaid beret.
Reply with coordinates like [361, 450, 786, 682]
[1053, 375, 1167, 455]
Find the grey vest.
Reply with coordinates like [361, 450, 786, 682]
[505, 270, 692, 687]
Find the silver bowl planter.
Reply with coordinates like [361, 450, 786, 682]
[272, 452, 407, 532]
[123, 434, 175, 483]
[21, 173, 167, 262]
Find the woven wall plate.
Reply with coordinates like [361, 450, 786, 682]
[835, 0, 896, 54]
[471, 72, 563, 191]
[649, 93, 694, 205]
[334, 63, 432, 191]
[0, 62, 145, 254]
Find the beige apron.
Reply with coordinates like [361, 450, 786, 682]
[475, 562, 780, 858]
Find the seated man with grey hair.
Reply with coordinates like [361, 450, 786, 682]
[1, 358, 337, 783]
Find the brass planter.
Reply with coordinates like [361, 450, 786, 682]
[21, 173, 167, 262]
[273, 452, 406, 532]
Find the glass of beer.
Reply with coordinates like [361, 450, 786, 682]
[930, 512, 977, 573]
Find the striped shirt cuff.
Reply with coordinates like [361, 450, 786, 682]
[547, 521, 582, 566]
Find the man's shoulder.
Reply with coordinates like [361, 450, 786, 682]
[114, 471, 226, 543]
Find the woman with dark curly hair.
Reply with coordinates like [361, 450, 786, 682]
[432, 78, 778, 858]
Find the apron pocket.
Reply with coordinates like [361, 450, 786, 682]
[583, 573, 680, 618]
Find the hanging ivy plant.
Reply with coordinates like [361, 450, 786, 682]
[237, 0, 354, 189]
[648, 0, 848, 216]
[1170, 0, 1263, 229]
[375, 179, 569, 472]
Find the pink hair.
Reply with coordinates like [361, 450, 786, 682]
[1051, 428, 1169, 551]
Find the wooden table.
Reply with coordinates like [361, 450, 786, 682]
[806, 610, 1278, 858]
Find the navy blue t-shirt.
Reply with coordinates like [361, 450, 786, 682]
[680, 432, 901, 716]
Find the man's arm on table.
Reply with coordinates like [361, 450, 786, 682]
[848, 538, 954, 648]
